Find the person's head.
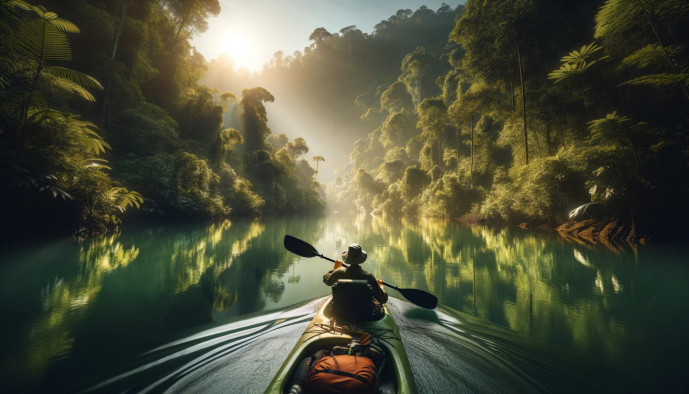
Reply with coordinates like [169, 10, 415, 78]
[342, 243, 367, 265]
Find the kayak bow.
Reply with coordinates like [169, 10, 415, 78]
[264, 296, 418, 393]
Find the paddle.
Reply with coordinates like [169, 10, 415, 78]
[284, 235, 438, 309]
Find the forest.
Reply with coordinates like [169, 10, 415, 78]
[2, 0, 688, 243]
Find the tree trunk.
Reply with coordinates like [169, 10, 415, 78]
[112, 2, 127, 59]
[470, 113, 474, 186]
[176, 6, 192, 39]
[545, 124, 552, 155]
[102, 1, 128, 118]
[508, 65, 515, 108]
[516, 39, 528, 165]
[456, 127, 460, 179]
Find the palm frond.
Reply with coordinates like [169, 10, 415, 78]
[561, 43, 605, 63]
[106, 187, 144, 212]
[83, 158, 112, 171]
[16, 18, 72, 61]
[81, 134, 111, 155]
[548, 63, 584, 83]
[621, 73, 689, 87]
[595, 0, 643, 38]
[620, 44, 667, 69]
[588, 111, 630, 130]
[44, 66, 103, 90]
[656, 0, 689, 20]
[66, 118, 110, 155]
[41, 72, 97, 101]
[8, 0, 32, 11]
[568, 202, 601, 219]
[27, 91, 47, 111]
[47, 17, 80, 34]
[549, 42, 608, 83]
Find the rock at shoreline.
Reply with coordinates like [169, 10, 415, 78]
[556, 219, 644, 247]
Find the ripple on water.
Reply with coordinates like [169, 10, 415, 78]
[83, 297, 621, 393]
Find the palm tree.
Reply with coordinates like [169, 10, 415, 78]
[312, 155, 325, 173]
[13, 4, 102, 125]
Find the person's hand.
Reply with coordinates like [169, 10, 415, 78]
[377, 279, 384, 286]
[333, 260, 343, 269]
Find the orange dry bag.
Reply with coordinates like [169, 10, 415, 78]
[301, 354, 379, 394]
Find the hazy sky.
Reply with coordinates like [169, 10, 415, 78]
[191, 0, 462, 72]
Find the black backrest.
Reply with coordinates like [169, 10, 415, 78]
[331, 279, 376, 323]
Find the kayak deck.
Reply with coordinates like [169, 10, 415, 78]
[264, 296, 417, 394]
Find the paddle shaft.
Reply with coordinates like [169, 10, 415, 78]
[284, 235, 437, 308]
[315, 253, 399, 291]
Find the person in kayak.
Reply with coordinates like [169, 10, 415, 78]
[323, 243, 388, 321]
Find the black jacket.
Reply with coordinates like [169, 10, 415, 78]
[323, 264, 388, 304]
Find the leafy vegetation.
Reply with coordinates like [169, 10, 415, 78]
[264, 0, 686, 242]
[1, 0, 324, 237]
[2, 0, 687, 241]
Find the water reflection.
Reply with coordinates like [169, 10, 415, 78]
[1, 215, 688, 392]
[309, 216, 689, 391]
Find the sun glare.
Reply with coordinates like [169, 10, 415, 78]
[225, 34, 256, 71]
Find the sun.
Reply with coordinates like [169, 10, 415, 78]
[225, 34, 256, 71]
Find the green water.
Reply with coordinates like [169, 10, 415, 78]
[1, 215, 688, 392]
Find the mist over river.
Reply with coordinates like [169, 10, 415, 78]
[1, 215, 688, 392]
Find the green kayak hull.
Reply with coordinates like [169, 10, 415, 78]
[264, 296, 417, 393]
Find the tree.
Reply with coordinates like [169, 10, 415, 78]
[11, 4, 103, 125]
[240, 87, 275, 152]
[417, 98, 451, 170]
[309, 27, 332, 46]
[452, 0, 540, 165]
[594, 0, 689, 100]
[312, 155, 325, 173]
[210, 127, 243, 164]
[167, 0, 221, 39]
[380, 81, 414, 113]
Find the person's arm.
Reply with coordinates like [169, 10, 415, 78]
[323, 260, 344, 286]
[371, 276, 388, 304]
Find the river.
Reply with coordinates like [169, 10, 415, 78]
[1, 215, 688, 392]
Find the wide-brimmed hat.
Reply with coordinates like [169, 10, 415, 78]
[342, 243, 367, 264]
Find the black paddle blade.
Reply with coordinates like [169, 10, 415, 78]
[284, 235, 320, 258]
[397, 288, 438, 309]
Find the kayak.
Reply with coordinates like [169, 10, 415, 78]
[264, 296, 418, 393]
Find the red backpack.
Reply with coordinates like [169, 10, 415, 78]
[301, 354, 380, 393]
